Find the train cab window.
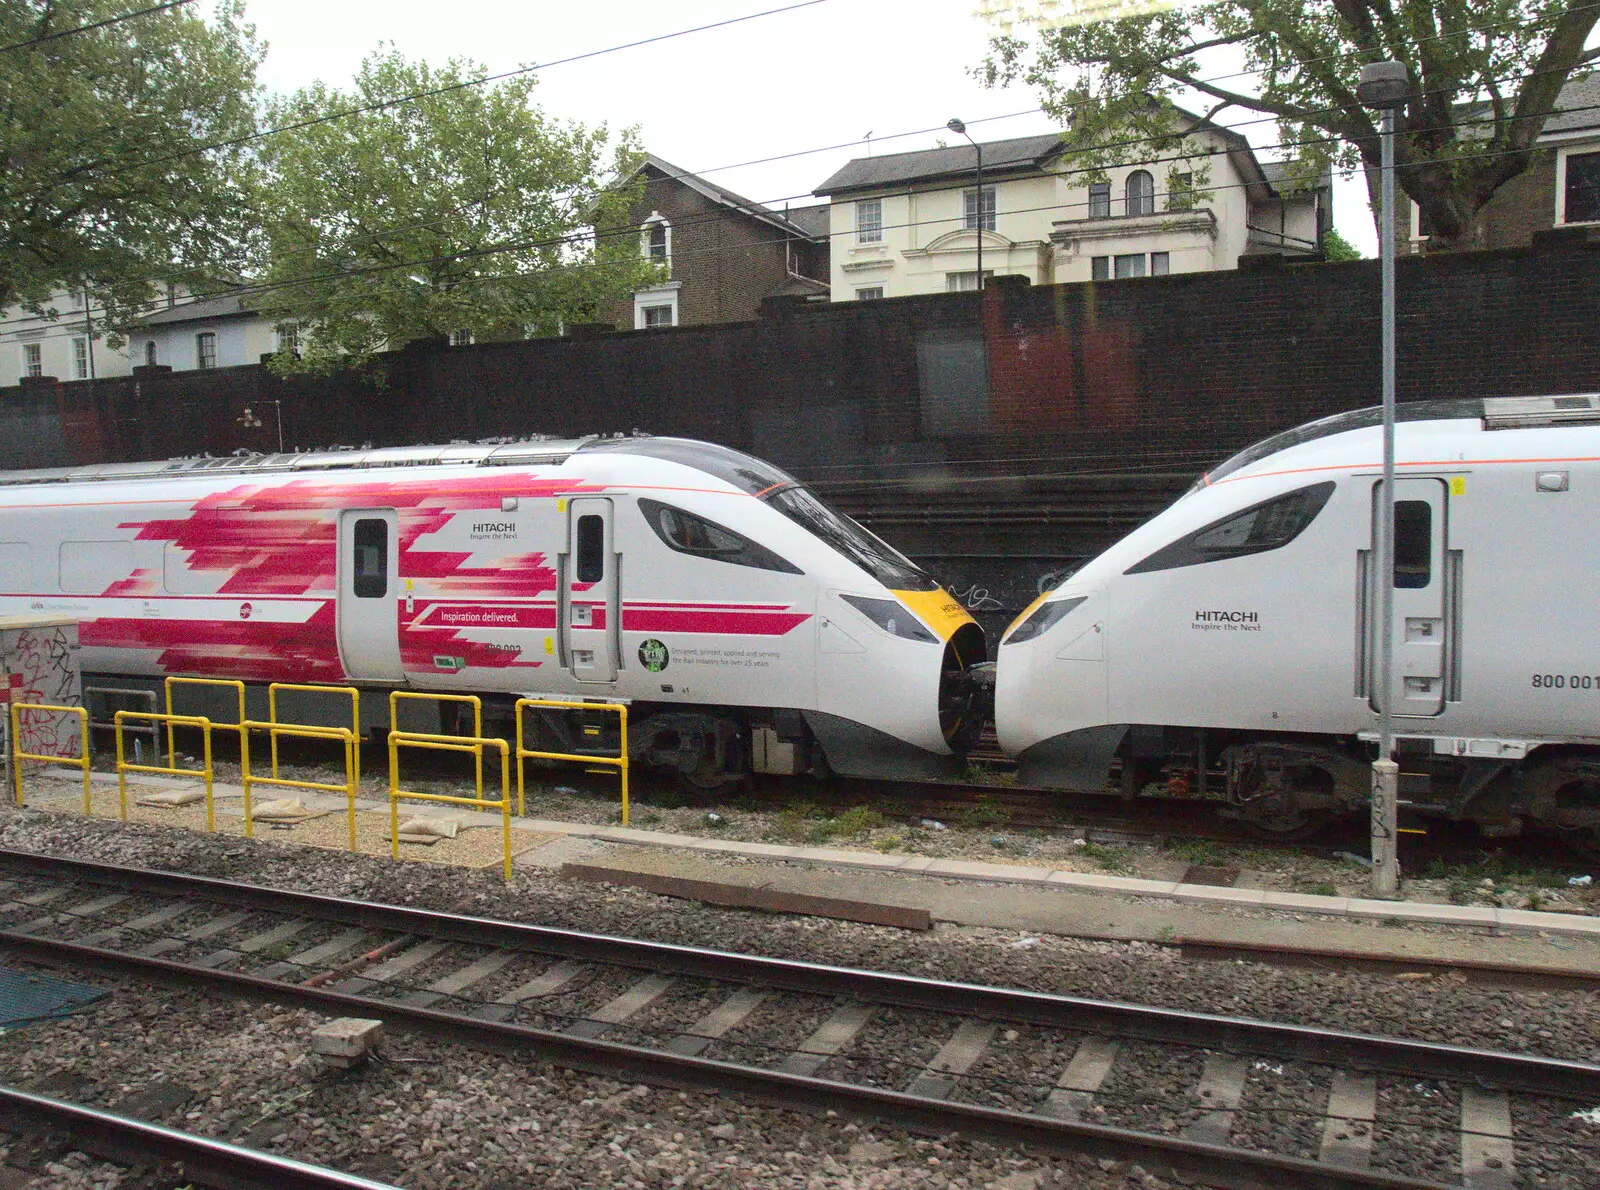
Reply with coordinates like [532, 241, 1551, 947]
[1393, 500, 1432, 588]
[1125, 481, 1335, 575]
[352, 518, 388, 598]
[575, 515, 606, 583]
[638, 498, 802, 574]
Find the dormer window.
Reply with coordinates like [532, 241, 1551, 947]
[642, 213, 671, 266]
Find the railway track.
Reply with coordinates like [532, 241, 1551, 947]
[0, 1083, 399, 1189]
[0, 849, 1592, 1189]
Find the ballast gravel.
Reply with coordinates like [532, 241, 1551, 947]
[0, 803, 1597, 1187]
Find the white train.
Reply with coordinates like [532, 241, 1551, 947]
[0, 437, 987, 785]
[997, 395, 1600, 855]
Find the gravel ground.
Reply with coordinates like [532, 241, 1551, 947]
[1373, 1077, 1462, 1183]
[0, 969, 1154, 1190]
[1230, 1058, 1328, 1159]
[0, 802, 1597, 1186]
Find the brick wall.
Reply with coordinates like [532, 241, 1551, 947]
[6, 236, 1599, 626]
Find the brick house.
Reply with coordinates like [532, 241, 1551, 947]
[1396, 76, 1600, 251]
[602, 155, 829, 329]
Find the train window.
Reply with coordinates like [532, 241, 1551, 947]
[638, 498, 802, 573]
[1004, 596, 1087, 645]
[575, 514, 605, 583]
[59, 541, 133, 595]
[1125, 481, 1336, 574]
[764, 485, 938, 590]
[1393, 500, 1432, 588]
[352, 518, 387, 598]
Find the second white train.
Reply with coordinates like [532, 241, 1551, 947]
[997, 394, 1600, 854]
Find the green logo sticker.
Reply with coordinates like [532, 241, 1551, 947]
[638, 639, 670, 673]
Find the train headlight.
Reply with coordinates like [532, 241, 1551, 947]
[839, 595, 939, 643]
[1003, 596, 1087, 645]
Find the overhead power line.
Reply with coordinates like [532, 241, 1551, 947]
[0, 0, 194, 53]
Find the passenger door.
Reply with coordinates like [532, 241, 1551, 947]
[336, 509, 404, 682]
[561, 498, 619, 683]
[1360, 477, 1455, 717]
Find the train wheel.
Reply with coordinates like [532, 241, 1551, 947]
[1240, 802, 1334, 841]
[1523, 760, 1600, 861]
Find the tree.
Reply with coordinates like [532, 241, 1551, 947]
[980, 1, 1600, 250]
[1323, 226, 1364, 259]
[0, 0, 262, 336]
[256, 49, 656, 372]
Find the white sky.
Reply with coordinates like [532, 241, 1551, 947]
[239, 0, 1379, 254]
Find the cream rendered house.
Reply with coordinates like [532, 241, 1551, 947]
[0, 289, 134, 386]
[814, 114, 1329, 300]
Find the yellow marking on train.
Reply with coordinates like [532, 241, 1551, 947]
[1450, 476, 1466, 496]
[889, 588, 976, 642]
[1004, 590, 1053, 639]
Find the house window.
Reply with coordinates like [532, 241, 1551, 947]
[633, 286, 680, 329]
[144, 341, 157, 367]
[1564, 150, 1600, 223]
[196, 332, 217, 370]
[1167, 171, 1195, 210]
[855, 286, 884, 300]
[1114, 253, 1147, 279]
[642, 214, 671, 264]
[71, 337, 88, 380]
[276, 322, 299, 356]
[964, 186, 996, 231]
[946, 270, 993, 292]
[1091, 256, 1109, 281]
[856, 199, 883, 243]
[449, 329, 473, 347]
[1151, 252, 1171, 276]
[1126, 170, 1155, 217]
[1088, 183, 1111, 219]
[21, 343, 41, 378]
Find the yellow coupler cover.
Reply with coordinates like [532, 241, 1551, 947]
[890, 588, 976, 642]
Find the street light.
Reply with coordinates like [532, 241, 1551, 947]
[1357, 59, 1409, 898]
[947, 118, 984, 289]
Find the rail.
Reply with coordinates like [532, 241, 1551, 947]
[270, 683, 361, 787]
[239, 721, 358, 847]
[3, 848, 1594, 1189]
[390, 691, 481, 798]
[514, 697, 630, 824]
[388, 730, 512, 881]
[0, 1083, 401, 1190]
[8, 702, 90, 813]
[113, 710, 216, 828]
[164, 676, 245, 772]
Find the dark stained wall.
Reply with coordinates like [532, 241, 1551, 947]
[5, 234, 1598, 627]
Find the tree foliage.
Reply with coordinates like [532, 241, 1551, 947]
[256, 49, 655, 372]
[1322, 225, 1364, 258]
[981, 1, 1600, 248]
[0, 0, 262, 336]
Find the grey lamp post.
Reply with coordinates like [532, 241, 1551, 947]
[1357, 59, 1410, 898]
[947, 118, 984, 288]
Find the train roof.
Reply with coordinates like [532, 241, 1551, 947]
[0, 435, 800, 496]
[1202, 393, 1600, 487]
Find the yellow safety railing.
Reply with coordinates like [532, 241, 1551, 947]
[239, 720, 358, 848]
[388, 730, 513, 882]
[269, 683, 361, 786]
[390, 691, 482, 798]
[9, 702, 91, 814]
[164, 677, 245, 770]
[514, 698, 630, 825]
[114, 710, 215, 828]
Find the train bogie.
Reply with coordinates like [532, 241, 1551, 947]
[996, 395, 1600, 853]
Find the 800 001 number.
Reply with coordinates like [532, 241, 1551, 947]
[1532, 674, 1599, 689]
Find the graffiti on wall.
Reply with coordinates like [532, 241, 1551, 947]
[5, 625, 83, 759]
